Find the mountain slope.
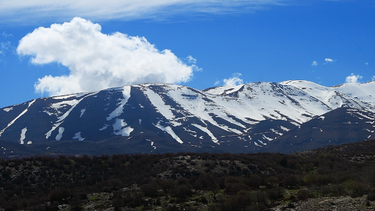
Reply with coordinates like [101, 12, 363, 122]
[0, 80, 374, 156]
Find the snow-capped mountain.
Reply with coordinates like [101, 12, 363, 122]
[1, 80, 374, 156]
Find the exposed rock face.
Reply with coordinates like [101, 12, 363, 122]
[272, 195, 374, 211]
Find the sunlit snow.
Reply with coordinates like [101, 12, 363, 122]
[142, 85, 181, 126]
[0, 99, 36, 137]
[113, 118, 133, 136]
[3, 80, 375, 146]
[3, 107, 13, 112]
[154, 121, 183, 144]
[45, 93, 97, 139]
[192, 124, 219, 144]
[20, 127, 27, 144]
[107, 86, 131, 121]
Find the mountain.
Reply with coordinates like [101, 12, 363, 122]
[1, 80, 374, 157]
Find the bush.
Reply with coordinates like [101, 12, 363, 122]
[297, 190, 310, 200]
[48, 188, 70, 203]
[141, 181, 159, 197]
[173, 184, 191, 200]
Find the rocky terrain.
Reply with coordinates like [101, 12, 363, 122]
[272, 195, 374, 211]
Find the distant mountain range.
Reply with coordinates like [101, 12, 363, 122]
[1, 80, 374, 158]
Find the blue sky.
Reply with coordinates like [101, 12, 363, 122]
[0, 0, 374, 108]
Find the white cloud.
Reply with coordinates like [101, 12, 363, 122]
[0, 41, 11, 56]
[186, 55, 197, 64]
[325, 58, 335, 63]
[0, 0, 286, 22]
[345, 73, 363, 84]
[311, 61, 318, 66]
[17, 17, 198, 96]
[2, 32, 13, 38]
[223, 73, 244, 87]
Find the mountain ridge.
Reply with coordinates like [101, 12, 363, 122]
[1, 80, 374, 157]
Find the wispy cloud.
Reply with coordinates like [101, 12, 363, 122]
[325, 58, 335, 64]
[2, 32, 13, 38]
[17, 17, 198, 96]
[223, 73, 244, 86]
[311, 61, 318, 66]
[0, 41, 11, 56]
[0, 0, 287, 23]
[345, 73, 362, 84]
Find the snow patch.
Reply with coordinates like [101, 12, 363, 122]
[254, 142, 261, 147]
[0, 99, 36, 137]
[107, 86, 131, 121]
[257, 139, 267, 145]
[143, 87, 181, 126]
[154, 122, 183, 144]
[192, 124, 219, 144]
[43, 110, 54, 116]
[80, 108, 86, 118]
[46, 93, 97, 139]
[99, 124, 110, 131]
[262, 134, 273, 141]
[146, 139, 156, 150]
[73, 132, 85, 141]
[20, 127, 27, 145]
[167, 86, 245, 132]
[270, 128, 283, 136]
[280, 126, 290, 132]
[55, 127, 65, 141]
[183, 127, 197, 134]
[113, 118, 133, 136]
[52, 94, 83, 100]
[3, 107, 13, 112]
[50, 99, 79, 110]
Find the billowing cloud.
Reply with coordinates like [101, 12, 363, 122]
[325, 58, 335, 63]
[311, 61, 318, 66]
[223, 73, 244, 86]
[345, 73, 362, 84]
[0, 0, 286, 23]
[17, 17, 198, 96]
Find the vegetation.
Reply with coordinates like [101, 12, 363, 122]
[1, 140, 375, 210]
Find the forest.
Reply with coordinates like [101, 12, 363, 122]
[1, 140, 375, 210]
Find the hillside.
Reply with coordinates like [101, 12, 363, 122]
[2, 140, 375, 210]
